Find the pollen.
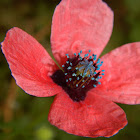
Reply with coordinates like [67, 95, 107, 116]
[62, 50, 105, 89]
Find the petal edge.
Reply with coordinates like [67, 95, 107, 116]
[94, 42, 140, 104]
[51, 0, 114, 63]
[48, 90, 127, 137]
[1, 27, 62, 97]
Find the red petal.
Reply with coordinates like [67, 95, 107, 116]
[51, 0, 113, 63]
[1, 27, 63, 97]
[95, 42, 140, 104]
[48, 91, 127, 137]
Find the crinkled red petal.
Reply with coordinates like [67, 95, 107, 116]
[1, 27, 63, 97]
[51, 0, 114, 64]
[94, 42, 140, 104]
[48, 90, 127, 137]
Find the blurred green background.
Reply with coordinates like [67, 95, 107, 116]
[0, 0, 140, 140]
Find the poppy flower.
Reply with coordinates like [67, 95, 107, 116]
[1, 0, 140, 138]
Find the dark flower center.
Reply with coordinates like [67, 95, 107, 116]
[51, 50, 104, 102]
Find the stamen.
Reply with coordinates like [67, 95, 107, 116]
[62, 50, 104, 89]
[84, 54, 89, 57]
[94, 72, 97, 75]
[97, 59, 100, 64]
[77, 77, 80, 80]
[80, 57, 83, 60]
[80, 73, 83, 76]
[72, 73, 77, 76]
[89, 56, 92, 59]
[91, 77, 94, 80]
[69, 78, 72, 81]
[82, 85, 85, 88]
[94, 55, 97, 61]
[66, 54, 69, 58]
[67, 66, 71, 70]
[98, 82, 101, 85]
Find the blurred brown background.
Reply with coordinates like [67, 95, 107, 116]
[0, 0, 140, 140]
